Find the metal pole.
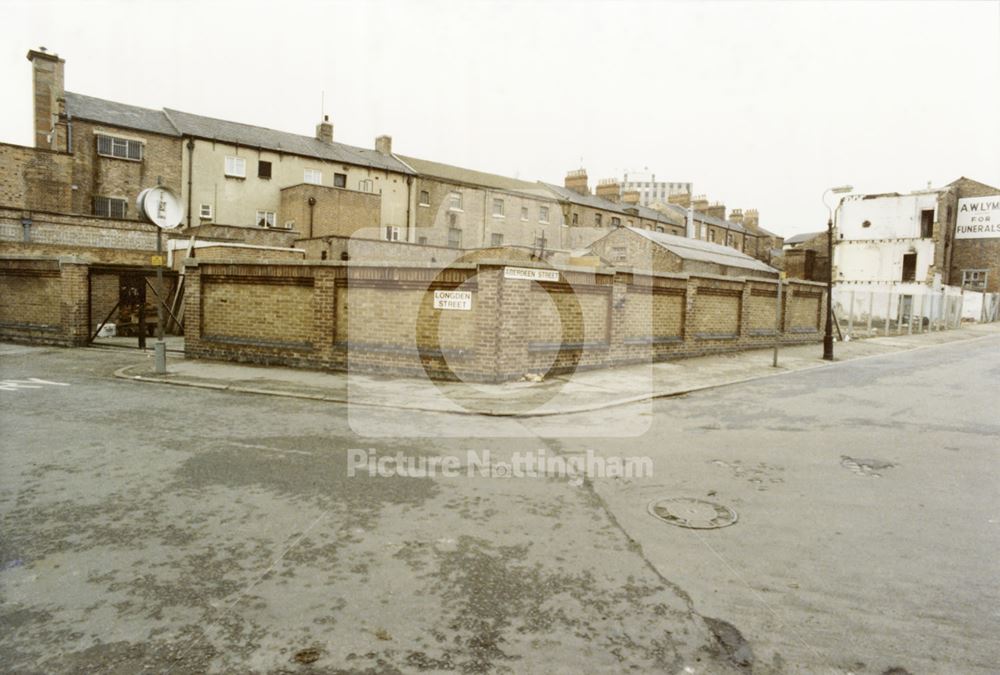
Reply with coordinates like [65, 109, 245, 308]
[773, 274, 784, 367]
[848, 290, 855, 337]
[154, 228, 166, 374]
[866, 290, 874, 336]
[823, 217, 834, 360]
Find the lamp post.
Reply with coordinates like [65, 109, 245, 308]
[822, 185, 853, 361]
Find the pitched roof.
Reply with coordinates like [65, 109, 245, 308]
[784, 230, 826, 245]
[64, 91, 413, 174]
[64, 91, 179, 136]
[541, 183, 631, 215]
[621, 227, 777, 274]
[653, 202, 748, 233]
[397, 155, 550, 197]
[164, 108, 414, 174]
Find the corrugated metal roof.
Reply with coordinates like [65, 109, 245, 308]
[64, 91, 179, 136]
[397, 155, 550, 197]
[164, 108, 414, 174]
[624, 227, 777, 274]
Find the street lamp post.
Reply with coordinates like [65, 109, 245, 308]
[822, 185, 853, 361]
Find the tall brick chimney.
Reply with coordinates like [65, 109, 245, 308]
[704, 203, 726, 220]
[565, 169, 589, 195]
[595, 178, 621, 203]
[316, 114, 333, 144]
[668, 192, 691, 208]
[375, 134, 392, 154]
[743, 208, 760, 229]
[26, 48, 65, 150]
[622, 190, 641, 205]
[691, 194, 709, 212]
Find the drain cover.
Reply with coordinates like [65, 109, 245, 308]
[648, 498, 738, 529]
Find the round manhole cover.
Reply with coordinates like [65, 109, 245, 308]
[648, 498, 738, 529]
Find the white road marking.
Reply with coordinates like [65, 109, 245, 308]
[225, 441, 313, 456]
[0, 378, 71, 392]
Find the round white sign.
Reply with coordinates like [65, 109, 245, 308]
[136, 187, 183, 230]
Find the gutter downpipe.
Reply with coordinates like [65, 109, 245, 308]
[185, 139, 195, 227]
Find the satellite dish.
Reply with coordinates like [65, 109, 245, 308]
[136, 187, 183, 230]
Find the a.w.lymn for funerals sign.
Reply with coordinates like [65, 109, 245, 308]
[955, 196, 1000, 239]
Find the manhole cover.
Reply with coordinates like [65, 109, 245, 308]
[648, 498, 738, 529]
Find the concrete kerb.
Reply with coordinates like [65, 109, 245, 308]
[111, 327, 999, 417]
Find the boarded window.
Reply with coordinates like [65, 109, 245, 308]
[901, 253, 917, 282]
[920, 209, 934, 238]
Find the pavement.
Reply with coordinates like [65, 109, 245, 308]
[114, 323, 1000, 419]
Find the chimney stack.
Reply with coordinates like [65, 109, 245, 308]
[704, 202, 726, 220]
[668, 191, 691, 208]
[743, 208, 759, 229]
[621, 190, 641, 205]
[26, 47, 65, 151]
[565, 168, 589, 195]
[316, 114, 333, 144]
[691, 194, 709, 212]
[729, 208, 744, 225]
[595, 178, 621, 203]
[375, 134, 392, 154]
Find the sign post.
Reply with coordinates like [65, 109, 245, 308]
[136, 186, 182, 374]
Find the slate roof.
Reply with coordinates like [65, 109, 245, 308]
[397, 155, 550, 197]
[784, 231, 826, 245]
[164, 108, 414, 174]
[540, 183, 631, 215]
[654, 202, 749, 233]
[623, 227, 777, 274]
[63, 91, 413, 174]
[64, 91, 178, 136]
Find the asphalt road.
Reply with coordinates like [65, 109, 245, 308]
[1, 337, 998, 674]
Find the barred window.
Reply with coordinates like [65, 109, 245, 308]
[93, 196, 127, 219]
[96, 134, 143, 161]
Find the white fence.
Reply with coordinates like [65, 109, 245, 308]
[831, 283, 998, 339]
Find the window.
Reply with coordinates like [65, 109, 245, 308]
[359, 179, 374, 193]
[492, 198, 505, 217]
[726, 232, 735, 247]
[449, 191, 463, 211]
[655, 226, 664, 233]
[418, 236, 428, 245]
[384, 226, 400, 241]
[920, 209, 934, 238]
[595, 213, 603, 226]
[225, 156, 246, 178]
[709, 230, 716, 243]
[572, 213, 579, 225]
[256, 210, 276, 228]
[258, 160, 272, 179]
[448, 227, 462, 248]
[334, 173, 347, 188]
[521, 206, 529, 221]
[96, 134, 143, 161]
[419, 190, 430, 206]
[93, 196, 127, 218]
[901, 252, 917, 282]
[539, 206, 550, 223]
[199, 204, 213, 220]
[612, 246, 628, 262]
[304, 169, 323, 185]
[962, 269, 988, 289]
[611, 216, 621, 227]
[491, 233, 504, 246]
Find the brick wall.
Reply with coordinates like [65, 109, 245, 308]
[0, 256, 90, 346]
[0, 143, 75, 212]
[0, 207, 158, 263]
[280, 183, 380, 239]
[184, 258, 826, 382]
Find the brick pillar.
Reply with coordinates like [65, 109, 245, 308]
[682, 276, 698, 346]
[495, 269, 533, 382]
[609, 271, 630, 365]
[739, 279, 752, 340]
[58, 257, 90, 346]
[313, 264, 337, 366]
[183, 261, 201, 356]
[473, 265, 503, 382]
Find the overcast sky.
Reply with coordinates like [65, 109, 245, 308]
[3, 0, 999, 236]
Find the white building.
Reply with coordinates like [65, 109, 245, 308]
[620, 170, 691, 206]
